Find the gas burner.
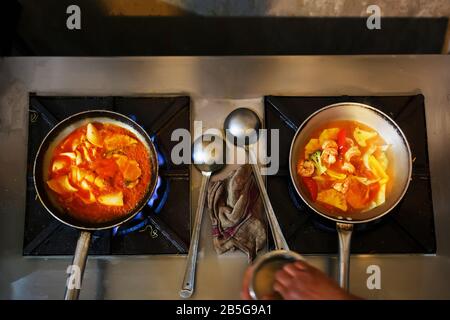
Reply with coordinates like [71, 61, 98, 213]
[112, 176, 169, 236]
[265, 94, 436, 254]
[24, 95, 191, 256]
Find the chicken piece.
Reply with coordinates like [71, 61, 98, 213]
[104, 134, 137, 151]
[123, 160, 142, 181]
[113, 154, 129, 171]
[113, 154, 142, 181]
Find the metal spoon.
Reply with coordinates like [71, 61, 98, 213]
[179, 134, 226, 298]
[224, 108, 289, 251]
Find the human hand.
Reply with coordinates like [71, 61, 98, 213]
[241, 260, 359, 300]
[273, 260, 359, 300]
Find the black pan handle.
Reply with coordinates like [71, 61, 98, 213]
[64, 231, 92, 300]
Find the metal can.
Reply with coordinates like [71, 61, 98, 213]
[249, 250, 304, 300]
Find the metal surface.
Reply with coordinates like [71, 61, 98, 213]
[288, 102, 413, 291]
[64, 231, 91, 300]
[0, 56, 450, 299]
[224, 108, 261, 147]
[224, 108, 289, 251]
[180, 135, 226, 298]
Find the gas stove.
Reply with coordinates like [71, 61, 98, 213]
[265, 95, 436, 254]
[23, 95, 191, 256]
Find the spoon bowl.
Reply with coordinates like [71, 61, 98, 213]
[192, 134, 226, 174]
[224, 108, 261, 147]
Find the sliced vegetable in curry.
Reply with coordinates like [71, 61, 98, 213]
[46, 122, 151, 223]
[297, 120, 390, 215]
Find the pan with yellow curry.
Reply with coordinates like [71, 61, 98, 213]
[289, 103, 412, 291]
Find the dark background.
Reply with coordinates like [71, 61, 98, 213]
[1, 0, 449, 56]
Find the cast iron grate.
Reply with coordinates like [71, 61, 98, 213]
[23, 95, 191, 256]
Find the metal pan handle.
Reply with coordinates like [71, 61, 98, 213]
[64, 230, 92, 300]
[336, 223, 353, 291]
[249, 148, 289, 251]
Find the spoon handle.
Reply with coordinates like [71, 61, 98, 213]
[180, 172, 211, 298]
[249, 150, 289, 251]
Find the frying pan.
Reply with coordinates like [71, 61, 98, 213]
[289, 102, 412, 290]
[33, 110, 159, 300]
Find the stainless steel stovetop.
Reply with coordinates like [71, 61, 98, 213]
[1, 56, 450, 299]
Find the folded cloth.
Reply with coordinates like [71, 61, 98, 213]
[207, 165, 266, 262]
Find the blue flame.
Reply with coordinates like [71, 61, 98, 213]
[111, 118, 169, 237]
[152, 180, 169, 214]
[150, 135, 165, 166]
[147, 176, 161, 207]
[113, 217, 147, 236]
[134, 211, 144, 220]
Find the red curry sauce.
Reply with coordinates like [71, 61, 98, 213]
[47, 122, 151, 224]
